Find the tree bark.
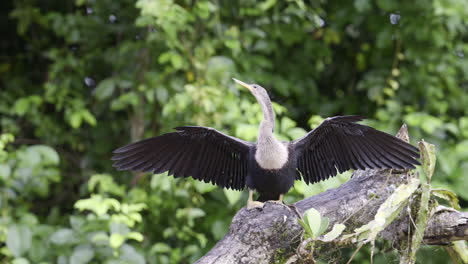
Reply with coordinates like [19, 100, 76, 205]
[195, 127, 468, 264]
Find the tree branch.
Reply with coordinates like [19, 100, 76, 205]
[195, 126, 468, 264]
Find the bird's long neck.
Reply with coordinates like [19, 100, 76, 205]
[258, 96, 276, 144]
[255, 96, 288, 170]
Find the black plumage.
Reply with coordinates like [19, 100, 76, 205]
[112, 79, 420, 208]
[113, 127, 252, 190]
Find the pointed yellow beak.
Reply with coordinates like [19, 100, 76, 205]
[232, 78, 253, 91]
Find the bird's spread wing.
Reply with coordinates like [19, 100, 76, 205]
[291, 116, 420, 184]
[112, 126, 253, 190]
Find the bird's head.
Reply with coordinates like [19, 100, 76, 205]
[233, 78, 275, 132]
[232, 78, 270, 105]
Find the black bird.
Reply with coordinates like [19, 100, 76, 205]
[112, 78, 419, 209]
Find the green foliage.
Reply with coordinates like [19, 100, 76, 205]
[401, 141, 435, 264]
[292, 142, 465, 263]
[6, 225, 32, 258]
[299, 208, 346, 243]
[297, 208, 346, 261]
[1, 0, 467, 263]
[432, 188, 461, 210]
[299, 208, 329, 240]
[321, 223, 346, 242]
[341, 178, 421, 244]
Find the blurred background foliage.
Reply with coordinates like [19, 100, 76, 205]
[1, 0, 467, 263]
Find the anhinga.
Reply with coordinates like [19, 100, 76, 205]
[112, 79, 419, 209]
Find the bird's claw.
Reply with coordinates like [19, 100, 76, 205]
[269, 199, 284, 205]
[287, 204, 302, 218]
[268, 201, 302, 218]
[247, 200, 265, 210]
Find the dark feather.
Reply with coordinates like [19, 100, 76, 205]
[293, 116, 420, 184]
[112, 127, 253, 190]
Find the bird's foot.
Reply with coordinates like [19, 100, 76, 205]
[269, 199, 285, 205]
[247, 200, 265, 210]
[287, 204, 303, 219]
[264, 200, 302, 217]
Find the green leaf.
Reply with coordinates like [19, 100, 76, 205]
[286, 127, 307, 140]
[419, 140, 436, 181]
[170, 53, 184, 69]
[20, 213, 38, 226]
[308, 115, 325, 129]
[452, 171, 468, 201]
[0, 164, 11, 179]
[75, 195, 121, 216]
[158, 51, 172, 64]
[432, 189, 461, 210]
[194, 1, 214, 19]
[280, 117, 296, 132]
[318, 216, 329, 236]
[210, 220, 227, 240]
[69, 112, 82, 128]
[91, 232, 109, 244]
[206, 56, 235, 84]
[19, 146, 41, 167]
[29, 238, 47, 262]
[110, 233, 125, 249]
[405, 142, 434, 263]
[58, 256, 67, 264]
[196, 233, 208, 248]
[376, 0, 398, 11]
[126, 232, 144, 242]
[110, 92, 139, 111]
[298, 219, 313, 239]
[303, 208, 322, 238]
[13, 98, 30, 116]
[460, 117, 468, 138]
[29, 145, 60, 165]
[6, 225, 32, 257]
[50, 228, 75, 245]
[342, 178, 420, 243]
[88, 174, 125, 196]
[151, 242, 171, 254]
[258, 0, 277, 11]
[70, 216, 85, 231]
[12, 258, 30, 264]
[321, 224, 346, 242]
[451, 241, 468, 264]
[70, 246, 94, 264]
[223, 189, 242, 205]
[187, 208, 205, 219]
[120, 244, 145, 264]
[94, 78, 115, 100]
[405, 113, 443, 134]
[81, 109, 97, 127]
[193, 180, 216, 193]
[110, 222, 130, 236]
[0, 133, 14, 142]
[75, 0, 86, 6]
[355, 0, 371, 12]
